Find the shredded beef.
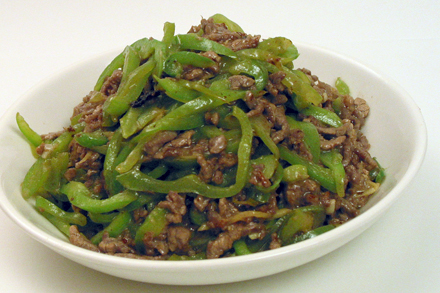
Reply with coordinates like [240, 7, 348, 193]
[229, 75, 256, 90]
[208, 135, 227, 154]
[206, 222, 266, 259]
[69, 225, 100, 252]
[191, 18, 260, 51]
[167, 226, 191, 253]
[249, 164, 272, 188]
[98, 231, 136, 254]
[157, 191, 187, 224]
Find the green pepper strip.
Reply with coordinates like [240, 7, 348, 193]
[332, 97, 343, 116]
[233, 238, 252, 255]
[40, 211, 70, 237]
[43, 152, 70, 194]
[370, 157, 386, 184]
[61, 181, 137, 213]
[94, 53, 125, 92]
[103, 59, 156, 117]
[262, 62, 322, 110]
[291, 224, 335, 244]
[120, 45, 141, 85]
[300, 105, 343, 128]
[36, 196, 87, 226]
[103, 129, 123, 196]
[21, 157, 49, 199]
[189, 204, 207, 226]
[335, 77, 350, 95]
[210, 13, 244, 33]
[321, 149, 346, 197]
[120, 103, 165, 138]
[88, 211, 118, 224]
[250, 114, 280, 159]
[75, 130, 109, 148]
[279, 208, 315, 246]
[227, 59, 268, 91]
[164, 51, 215, 77]
[286, 116, 321, 164]
[117, 106, 253, 198]
[94, 38, 155, 91]
[135, 206, 168, 253]
[257, 37, 299, 62]
[91, 211, 132, 244]
[154, 77, 201, 103]
[282, 164, 309, 183]
[147, 163, 169, 179]
[162, 22, 175, 47]
[173, 34, 237, 58]
[279, 145, 336, 193]
[16, 112, 42, 147]
[43, 131, 74, 157]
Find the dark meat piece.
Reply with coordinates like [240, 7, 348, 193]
[208, 135, 227, 154]
[100, 69, 122, 96]
[69, 225, 100, 252]
[266, 71, 288, 104]
[249, 164, 272, 188]
[206, 222, 266, 259]
[205, 111, 220, 126]
[285, 179, 321, 207]
[71, 91, 106, 133]
[228, 75, 256, 90]
[218, 198, 239, 218]
[167, 226, 191, 253]
[157, 191, 187, 224]
[190, 18, 260, 51]
[144, 131, 178, 157]
[320, 135, 347, 150]
[316, 119, 353, 136]
[132, 207, 149, 224]
[193, 195, 210, 212]
[143, 231, 169, 256]
[98, 231, 135, 254]
[269, 233, 282, 250]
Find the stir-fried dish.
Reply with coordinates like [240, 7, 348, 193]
[17, 15, 385, 260]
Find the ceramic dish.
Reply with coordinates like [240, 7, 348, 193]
[0, 42, 427, 285]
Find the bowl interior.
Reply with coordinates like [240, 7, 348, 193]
[0, 43, 427, 285]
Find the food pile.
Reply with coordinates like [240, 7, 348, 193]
[17, 14, 385, 260]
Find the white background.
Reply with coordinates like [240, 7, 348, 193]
[1, 1, 439, 292]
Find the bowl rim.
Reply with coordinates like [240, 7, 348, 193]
[0, 41, 428, 273]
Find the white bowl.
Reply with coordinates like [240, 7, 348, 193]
[0, 42, 427, 285]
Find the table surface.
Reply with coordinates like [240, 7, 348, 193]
[1, 1, 439, 292]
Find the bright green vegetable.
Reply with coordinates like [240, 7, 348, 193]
[36, 196, 87, 226]
[335, 77, 350, 95]
[91, 211, 132, 244]
[103, 59, 156, 118]
[279, 145, 337, 193]
[16, 112, 42, 147]
[300, 105, 343, 128]
[321, 149, 346, 197]
[211, 13, 244, 33]
[61, 182, 137, 213]
[75, 130, 109, 148]
[282, 165, 309, 183]
[135, 207, 168, 252]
